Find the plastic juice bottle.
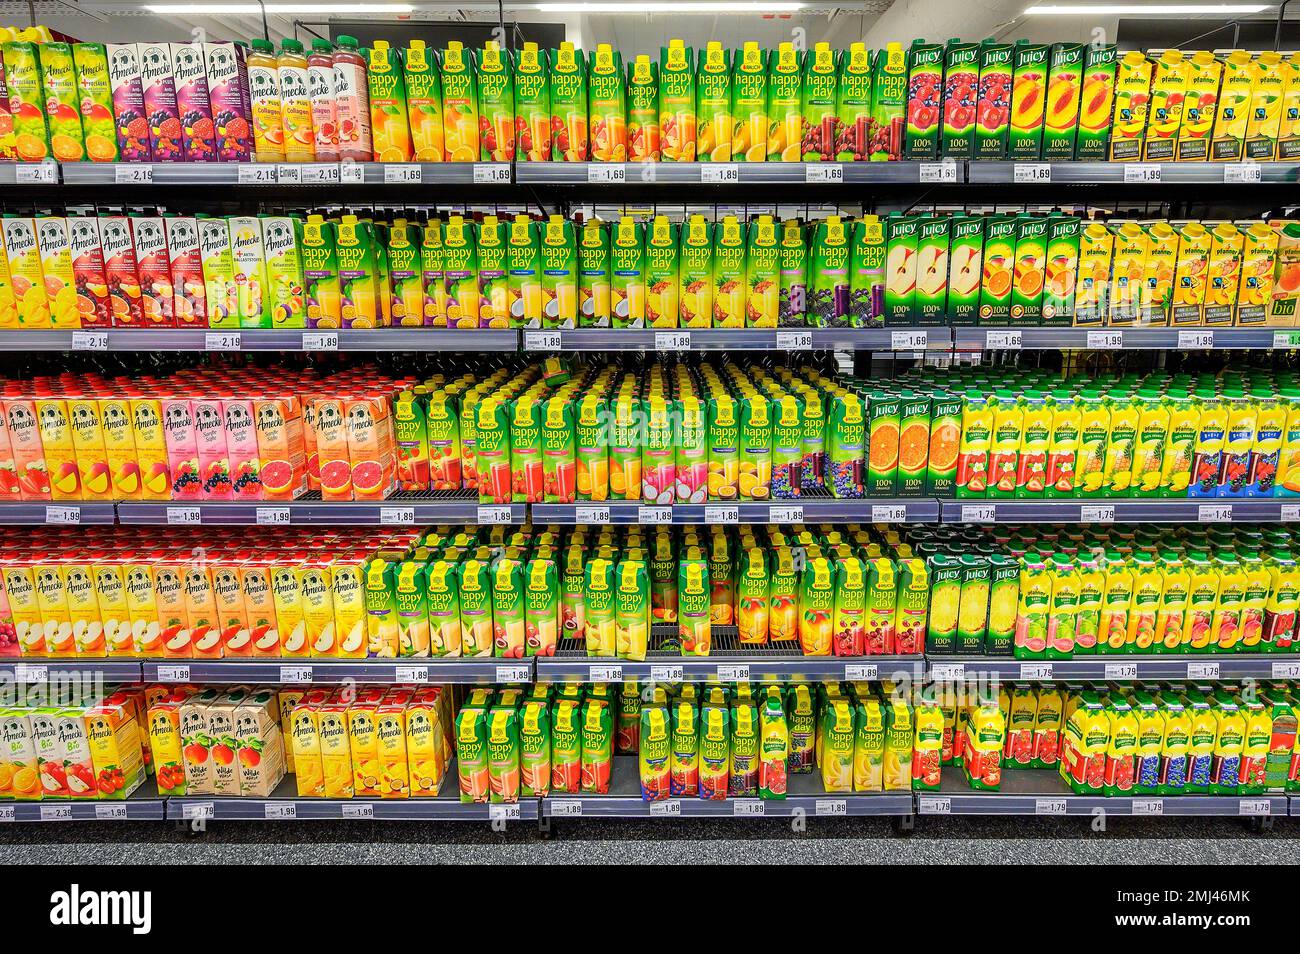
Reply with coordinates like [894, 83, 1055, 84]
[1101, 390, 1139, 497]
[1099, 552, 1133, 653]
[549, 42, 587, 161]
[401, 39, 442, 162]
[245, 39, 285, 162]
[476, 41, 514, 161]
[513, 42, 549, 162]
[332, 35, 371, 161]
[307, 40, 339, 161]
[275, 39, 314, 161]
[659, 40, 695, 162]
[1185, 550, 1220, 652]
[587, 43, 626, 162]
[1212, 554, 1247, 651]
[1129, 387, 1169, 497]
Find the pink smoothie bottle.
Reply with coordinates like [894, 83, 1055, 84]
[332, 34, 372, 161]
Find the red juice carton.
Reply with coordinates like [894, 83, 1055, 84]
[193, 398, 232, 500]
[107, 44, 152, 161]
[161, 398, 201, 500]
[132, 216, 175, 326]
[97, 215, 143, 326]
[169, 43, 217, 161]
[137, 43, 183, 161]
[203, 42, 253, 161]
[67, 215, 111, 328]
[165, 216, 206, 326]
[222, 398, 262, 500]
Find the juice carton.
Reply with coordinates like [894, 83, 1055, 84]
[643, 395, 676, 504]
[940, 40, 979, 159]
[625, 53, 659, 162]
[903, 40, 942, 160]
[1279, 52, 1300, 159]
[476, 41, 514, 162]
[884, 215, 919, 326]
[1042, 43, 1083, 161]
[615, 558, 649, 661]
[34, 398, 77, 500]
[699, 698, 731, 799]
[849, 215, 885, 328]
[540, 215, 577, 329]
[61, 560, 103, 656]
[730, 700, 759, 797]
[946, 216, 984, 325]
[1010, 215, 1048, 325]
[549, 42, 586, 161]
[915, 216, 951, 326]
[962, 695, 1004, 791]
[1237, 222, 1278, 325]
[439, 41, 478, 162]
[1008, 42, 1049, 159]
[578, 219, 611, 328]
[1171, 222, 1211, 326]
[955, 554, 991, 654]
[165, 216, 206, 327]
[778, 218, 807, 326]
[0, 43, 11, 160]
[440, 215, 479, 329]
[731, 42, 767, 162]
[39, 42, 85, 162]
[977, 215, 1016, 325]
[132, 216, 175, 326]
[136, 43, 183, 161]
[825, 391, 865, 499]
[1204, 222, 1244, 327]
[770, 394, 802, 501]
[297, 215, 339, 328]
[1246, 51, 1284, 160]
[1141, 221, 1177, 325]
[1142, 49, 1187, 161]
[713, 216, 746, 328]
[227, 216, 268, 328]
[588, 44, 626, 162]
[401, 40, 443, 162]
[974, 41, 1013, 160]
[476, 215, 509, 328]
[94, 556, 132, 656]
[34, 216, 79, 328]
[987, 555, 1020, 655]
[678, 550, 711, 656]
[1004, 684, 1038, 766]
[406, 690, 447, 796]
[1075, 44, 1117, 161]
[1041, 215, 1080, 326]
[66, 396, 110, 500]
[511, 43, 548, 162]
[694, 41, 731, 163]
[610, 217, 646, 328]
[367, 41, 412, 163]
[1270, 221, 1300, 325]
[1015, 392, 1050, 497]
[336, 214, 381, 328]
[491, 557, 526, 658]
[926, 555, 961, 653]
[3, 217, 50, 328]
[1109, 51, 1153, 160]
[517, 698, 550, 798]
[658, 40, 695, 162]
[233, 691, 284, 796]
[766, 42, 802, 161]
[96, 216, 142, 326]
[1102, 391, 1139, 497]
[1211, 50, 1255, 160]
[1072, 222, 1113, 325]
[548, 698, 581, 794]
[1175, 51, 1222, 160]
[4, 41, 49, 161]
[524, 552, 559, 657]
[644, 216, 679, 328]
[679, 215, 713, 328]
[798, 556, 834, 656]
[1102, 697, 1139, 796]
[486, 706, 520, 804]
[169, 43, 216, 161]
[883, 697, 914, 791]
[84, 699, 146, 799]
[33, 559, 75, 657]
[1013, 556, 1050, 658]
[582, 555, 616, 657]
[580, 699, 613, 795]
[820, 699, 854, 793]
[1109, 221, 1148, 326]
[987, 390, 1023, 497]
[202, 42, 252, 162]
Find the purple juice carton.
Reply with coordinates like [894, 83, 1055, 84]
[107, 43, 152, 161]
[203, 42, 252, 162]
[136, 42, 182, 161]
[169, 42, 217, 161]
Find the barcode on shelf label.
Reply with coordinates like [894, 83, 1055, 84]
[1131, 798, 1164, 816]
[649, 799, 681, 816]
[40, 804, 74, 821]
[116, 164, 154, 184]
[1238, 798, 1272, 816]
[205, 331, 241, 351]
[238, 163, 278, 184]
[891, 330, 928, 350]
[717, 664, 750, 681]
[302, 331, 339, 351]
[770, 506, 803, 523]
[1123, 163, 1161, 183]
[182, 802, 214, 820]
[587, 162, 626, 183]
[339, 161, 365, 183]
[94, 803, 128, 820]
[1271, 661, 1300, 678]
[1274, 330, 1300, 349]
[45, 506, 80, 525]
[477, 506, 513, 524]
[960, 505, 997, 522]
[496, 665, 530, 682]
[1177, 330, 1215, 349]
[701, 162, 739, 183]
[302, 163, 340, 183]
[265, 802, 297, 819]
[1035, 798, 1068, 815]
[341, 803, 373, 818]
[13, 664, 48, 684]
[551, 800, 583, 817]
[588, 664, 623, 682]
[1224, 161, 1261, 183]
[776, 331, 813, 350]
[655, 331, 691, 351]
[985, 330, 1022, 349]
[72, 330, 108, 351]
[932, 663, 966, 681]
[1081, 505, 1115, 524]
[919, 796, 952, 814]
[650, 665, 684, 682]
[705, 505, 739, 524]
[1014, 162, 1051, 183]
[525, 330, 562, 351]
[280, 666, 313, 683]
[256, 507, 291, 526]
[395, 665, 429, 683]
[844, 663, 878, 681]
[871, 504, 908, 523]
[638, 506, 672, 524]
[732, 799, 764, 816]
[1187, 661, 1219, 679]
[918, 160, 958, 183]
[167, 507, 202, 525]
[1020, 663, 1053, 680]
[15, 161, 56, 183]
[805, 163, 844, 183]
[576, 505, 611, 524]
[156, 665, 190, 682]
[473, 163, 510, 183]
[1105, 662, 1138, 680]
[815, 798, 847, 816]
[1087, 330, 1123, 349]
[1282, 505, 1300, 522]
[489, 803, 521, 821]
[379, 507, 416, 525]
[1198, 504, 1233, 522]
[383, 164, 422, 183]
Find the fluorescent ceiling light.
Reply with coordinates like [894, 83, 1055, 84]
[537, 2, 806, 12]
[145, 3, 414, 13]
[1025, 4, 1270, 13]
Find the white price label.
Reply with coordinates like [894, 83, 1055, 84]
[871, 504, 908, 523]
[717, 664, 750, 681]
[1035, 798, 1068, 815]
[932, 663, 966, 681]
[489, 803, 521, 821]
[1224, 162, 1261, 183]
[655, 330, 691, 351]
[1131, 798, 1164, 816]
[1239, 798, 1273, 816]
[280, 666, 313, 683]
[960, 505, 997, 522]
[705, 505, 739, 524]
[919, 796, 953, 814]
[1105, 662, 1138, 680]
[891, 330, 928, 350]
[1123, 163, 1161, 183]
[94, 803, 128, 820]
[1020, 663, 1054, 680]
[1187, 662, 1220, 679]
[1271, 661, 1300, 679]
[525, 330, 562, 350]
[776, 330, 813, 350]
[302, 331, 339, 351]
[339, 162, 365, 183]
[576, 505, 611, 524]
[115, 164, 154, 184]
[588, 664, 623, 682]
[1274, 330, 1300, 349]
[1081, 505, 1115, 524]
[395, 665, 429, 683]
[156, 665, 190, 682]
[649, 799, 681, 816]
[0, 806, 13, 821]
[1013, 162, 1052, 183]
[45, 506, 80, 525]
[205, 331, 241, 351]
[15, 161, 56, 183]
[1177, 330, 1215, 349]
[551, 800, 583, 817]
[477, 506, 513, 524]
[918, 160, 958, 183]
[650, 665, 684, 682]
[815, 798, 848, 816]
[587, 162, 626, 183]
[985, 330, 1022, 349]
[1087, 330, 1123, 349]
[341, 802, 374, 818]
[302, 163, 340, 184]
[265, 802, 298, 819]
[256, 507, 291, 526]
[769, 506, 803, 523]
[383, 164, 422, 183]
[72, 330, 109, 351]
[238, 163, 278, 184]
[41, 804, 74, 820]
[182, 802, 214, 820]
[1198, 504, 1233, 523]
[732, 799, 764, 816]
[805, 163, 844, 183]
[638, 506, 672, 524]
[496, 665, 530, 682]
[13, 664, 48, 684]
[844, 663, 878, 681]
[473, 163, 511, 183]
[1282, 505, 1300, 522]
[701, 162, 739, 183]
[167, 507, 202, 525]
[379, 507, 416, 525]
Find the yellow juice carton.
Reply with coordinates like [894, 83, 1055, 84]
[1174, 51, 1222, 160]
[1130, 390, 1169, 496]
[3, 217, 51, 328]
[298, 560, 336, 657]
[0, 708, 40, 801]
[84, 699, 146, 799]
[407, 690, 447, 797]
[183, 562, 221, 658]
[1170, 222, 1211, 326]
[1140, 221, 1176, 326]
[1109, 51, 1152, 161]
[34, 398, 79, 500]
[272, 562, 307, 656]
[35, 217, 80, 328]
[289, 701, 323, 796]
[1127, 554, 1164, 651]
[1108, 222, 1148, 326]
[99, 397, 139, 500]
[318, 701, 353, 798]
[1212, 556, 1247, 651]
[1142, 50, 1187, 161]
[1278, 51, 1300, 159]
[1204, 222, 1244, 327]
[1211, 50, 1255, 160]
[67, 396, 111, 500]
[1246, 51, 1284, 160]
[376, 696, 409, 798]
[210, 561, 248, 657]
[1237, 222, 1278, 325]
[1160, 393, 1199, 498]
[331, 556, 366, 658]
[347, 699, 382, 798]
[1102, 392, 1139, 497]
[62, 561, 105, 657]
[93, 559, 132, 657]
[1072, 221, 1113, 326]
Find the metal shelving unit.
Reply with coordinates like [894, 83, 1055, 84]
[115, 492, 526, 526]
[954, 326, 1291, 351]
[928, 655, 1300, 683]
[0, 502, 117, 525]
[59, 160, 509, 186]
[530, 494, 937, 526]
[513, 160, 953, 185]
[0, 658, 143, 681]
[0, 779, 165, 822]
[966, 160, 1300, 184]
[141, 657, 530, 685]
[0, 328, 519, 352]
[522, 327, 943, 352]
[940, 499, 1299, 524]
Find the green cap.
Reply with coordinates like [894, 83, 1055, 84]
[250, 38, 273, 53]
[280, 38, 303, 54]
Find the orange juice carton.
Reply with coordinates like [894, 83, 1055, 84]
[221, 397, 261, 499]
[0, 708, 40, 801]
[403, 39, 444, 161]
[67, 396, 112, 500]
[272, 560, 308, 657]
[233, 689, 285, 796]
[164, 216, 206, 326]
[97, 215, 144, 326]
[588, 43, 626, 162]
[299, 559, 336, 657]
[210, 561, 249, 656]
[347, 699, 382, 797]
[84, 698, 146, 799]
[131, 216, 175, 326]
[92, 559, 132, 657]
[476, 41, 515, 162]
[160, 397, 200, 500]
[146, 698, 186, 795]
[367, 40, 412, 163]
[1236, 222, 1278, 325]
[627, 54, 659, 162]
[1140, 221, 1176, 325]
[121, 557, 160, 655]
[239, 556, 280, 656]
[1109, 51, 1152, 161]
[345, 395, 395, 501]
[1142, 50, 1187, 162]
[168, 42, 216, 161]
[253, 395, 306, 501]
[4, 399, 50, 500]
[183, 561, 221, 658]
[1204, 222, 1244, 327]
[1246, 51, 1285, 160]
[1211, 50, 1255, 160]
[1174, 51, 1221, 161]
[63, 561, 106, 657]
[34, 560, 74, 657]
[99, 397, 140, 499]
[153, 558, 192, 657]
[67, 216, 111, 328]
[440, 41, 479, 162]
[376, 695, 409, 797]
[34, 397, 80, 500]
[1170, 222, 1212, 326]
[192, 398, 232, 500]
[3, 217, 52, 328]
[3, 562, 44, 656]
[136, 43, 183, 161]
[35, 216, 81, 328]
[659, 40, 695, 162]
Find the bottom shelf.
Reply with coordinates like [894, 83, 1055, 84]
[0, 778, 165, 822]
[917, 769, 1287, 817]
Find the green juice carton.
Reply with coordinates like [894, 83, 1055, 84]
[198, 216, 239, 330]
[1211, 50, 1254, 160]
[519, 699, 551, 797]
[367, 41, 412, 163]
[836, 42, 873, 161]
[610, 216, 645, 328]
[730, 700, 759, 796]
[386, 219, 423, 327]
[393, 559, 431, 657]
[549, 42, 587, 161]
[745, 215, 780, 328]
[627, 54, 659, 162]
[512, 42, 549, 162]
[645, 215, 679, 328]
[1042, 43, 1083, 161]
[578, 219, 611, 328]
[713, 215, 746, 328]
[580, 700, 613, 795]
[72, 43, 117, 162]
[941, 39, 979, 159]
[549, 698, 581, 793]
[699, 697, 730, 799]
[476, 40, 514, 162]
[915, 216, 951, 326]
[769, 547, 800, 644]
[926, 390, 963, 495]
[866, 557, 900, 655]
[903, 39, 943, 160]
[38, 42, 84, 162]
[4, 40, 48, 161]
[739, 395, 772, 500]
[441, 216, 480, 329]
[560, 543, 586, 638]
[884, 214, 919, 325]
[732, 41, 768, 161]
[867, 389, 901, 495]
[583, 555, 616, 656]
[679, 215, 713, 329]
[476, 215, 509, 328]
[393, 390, 429, 492]
[659, 39, 695, 162]
[491, 556, 526, 658]
[575, 393, 607, 501]
[420, 219, 447, 327]
[975, 41, 1013, 159]
[869, 42, 907, 161]
[649, 531, 677, 621]
[473, 397, 511, 504]
[425, 559, 462, 657]
[695, 41, 731, 163]
[615, 558, 650, 661]
[1008, 41, 1049, 159]
[638, 703, 670, 800]
[403, 39, 444, 163]
[770, 394, 802, 501]
[849, 215, 884, 328]
[708, 393, 740, 501]
[833, 555, 866, 655]
[802, 42, 839, 162]
[678, 549, 712, 656]
[1041, 215, 1080, 327]
[670, 699, 699, 796]
[778, 218, 808, 326]
[799, 556, 835, 656]
[260, 214, 305, 329]
[810, 215, 851, 327]
[587, 43, 626, 162]
[1010, 215, 1048, 325]
[926, 554, 961, 653]
[766, 42, 802, 161]
[524, 551, 560, 656]
[540, 214, 577, 329]
[947, 215, 984, 325]
[897, 392, 932, 496]
[955, 555, 992, 654]
[508, 214, 541, 328]
[541, 395, 576, 503]
[828, 391, 866, 499]
[1075, 44, 1117, 160]
[509, 395, 543, 504]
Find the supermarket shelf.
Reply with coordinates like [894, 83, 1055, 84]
[0, 658, 143, 681]
[59, 160, 507, 186]
[523, 327, 945, 352]
[115, 492, 526, 526]
[927, 655, 1300, 682]
[141, 657, 531, 685]
[940, 498, 1299, 524]
[0, 779, 165, 822]
[954, 326, 1288, 351]
[0, 328, 519, 352]
[164, 770, 537, 821]
[530, 495, 938, 526]
[514, 160, 951, 185]
[0, 502, 117, 525]
[917, 770, 1287, 817]
[966, 160, 1300, 184]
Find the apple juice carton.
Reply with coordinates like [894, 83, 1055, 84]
[34, 216, 79, 329]
[1142, 49, 1187, 161]
[438, 41, 478, 162]
[1174, 51, 1221, 161]
[540, 214, 577, 329]
[658, 40, 695, 162]
[4, 40, 48, 161]
[940, 40, 979, 159]
[1171, 222, 1211, 326]
[587, 44, 626, 162]
[1041, 215, 1080, 327]
[1042, 43, 1083, 161]
[914, 216, 951, 326]
[3, 218, 49, 329]
[1008, 42, 1049, 160]
[38, 42, 85, 162]
[1204, 222, 1244, 327]
[1237, 222, 1277, 325]
[902, 39, 942, 160]
[883, 215, 918, 325]
[197, 217, 237, 327]
[693, 41, 730, 163]
[578, 219, 610, 328]
[476, 41, 514, 162]
[136, 43, 183, 161]
[1010, 215, 1048, 325]
[1278, 52, 1300, 159]
[713, 216, 746, 328]
[168, 43, 216, 161]
[678, 215, 713, 328]
[945, 216, 983, 325]
[610, 217, 645, 328]
[764, 42, 802, 162]
[511, 43, 548, 162]
[1246, 51, 1285, 160]
[203, 42, 252, 161]
[973, 41, 1013, 160]
[1210, 50, 1254, 160]
[401, 40, 443, 162]
[1110, 51, 1152, 160]
[548, 42, 586, 161]
[476, 215, 509, 328]
[227, 216, 268, 328]
[1073, 44, 1117, 161]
